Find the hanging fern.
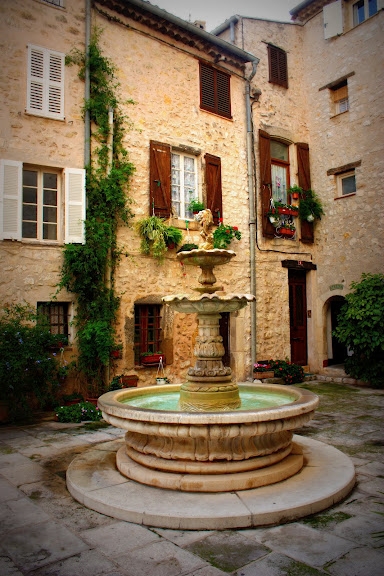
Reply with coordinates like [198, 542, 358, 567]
[59, 29, 135, 395]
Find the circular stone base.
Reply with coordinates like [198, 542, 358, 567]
[66, 435, 356, 530]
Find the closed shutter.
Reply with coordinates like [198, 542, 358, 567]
[200, 62, 231, 119]
[297, 142, 314, 244]
[323, 0, 343, 39]
[268, 45, 288, 88]
[149, 141, 171, 218]
[259, 130, 275, 238]
[205, 154, 222, 226]
[64, 167, 85, 244]
[27, 45, 64, 120]
[0, 159, 22, 240]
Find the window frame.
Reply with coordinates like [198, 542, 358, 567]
[27, 44, 65, 121]
[331, 81, 349, 115]
[267, 44, 288, 89]
[336, 170, 357, 198]
[22, 166, 60, 242]
[353, 0, 378, 26]
[270, 140, 290, 204]
[171, 151, 198, 220]
[134, 304, 163, 365]
[37, 302, 70, 342]
[199, 62, 232, 119]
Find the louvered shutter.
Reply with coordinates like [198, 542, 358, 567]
[200, 63, 231, 119]
[216, 70, 231, 117]
[64, 168, 85, 244]
[267, 45, 288, 88]
[297, 143, 314, 244]
[259, 130, 275, 238]
[27, 45, 64, 120]
[0, 159, 22, 240]
[205, 154, 222, 226]
[149, 141, 171, 218]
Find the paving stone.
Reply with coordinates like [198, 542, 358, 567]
[1, 520, 89, 572]
[154, 528, 215, 547]
[0, 477, 24, 503]
[81, 521, 161, 556]
[27, 549, 120, 576]
[0, 555, 24, 576]
[326, 546, 384, 576]
[255, 523, 355, 567]
[0, 496, 51, 535]
[233, 551, 325, 576]
[184, 531, 269, 573]
[112, 539, 207, 576]
[331, 512, 384, 547]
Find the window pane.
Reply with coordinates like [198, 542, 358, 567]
[43, 172, 57, 189]
[44, 189, 57, 206]
[271, 164, 288, 203]
[23, 170, 37, 186]
[22, 222, 37, 238]
[271, 141, 288, 161]
[23, 188, 37, 203]
[342, 175, 356, 195]
[43, 206, 57, 222]
[43, 223, 57, 240]
[23, 204, 37, 220]
[354, 0, 365, 24]
[368, 0, 377, 16]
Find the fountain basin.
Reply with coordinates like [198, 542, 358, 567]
[98, 384, 318, 492]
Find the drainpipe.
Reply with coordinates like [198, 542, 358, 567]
[84, 0, 91, 167]
[246, 60, 259, 373]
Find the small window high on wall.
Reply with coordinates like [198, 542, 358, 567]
[134, 304, 162, 365]
[331, 81, 349, 115]
[267, 45, 288, 88]
[199, 62, 231, 119]
[353, 0, 378, 26]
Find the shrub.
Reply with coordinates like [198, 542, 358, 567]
[0, 304, 62, 420]
[55, 401, 102, 423]
[333, 273, 384, 388]
[269, 359, 305, 385]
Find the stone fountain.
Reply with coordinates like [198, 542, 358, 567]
[96, 210, 319, 492]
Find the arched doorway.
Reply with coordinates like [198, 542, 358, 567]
[327, 296, 347, 366]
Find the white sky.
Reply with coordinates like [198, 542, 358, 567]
[151, 0, 299, 31]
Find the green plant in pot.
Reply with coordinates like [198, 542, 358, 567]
[188, 198, 205, 213]
[164, 225, 183, 249]
[298, 189, 324, 222]
[136, 216, 183, 261]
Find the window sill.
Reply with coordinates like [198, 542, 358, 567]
[334, 193, 356, 200]
[330, 110, 349, 119]
[168, 218, 199, 231]
[200, 107, 233, 121]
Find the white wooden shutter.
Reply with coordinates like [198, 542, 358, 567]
[0, 159, 22, 241]
[64, 168, 85, 244]
[323, 1, 343, 39]
[27, 45, 64, 120]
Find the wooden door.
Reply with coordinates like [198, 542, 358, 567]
[289, 270, 307, 365]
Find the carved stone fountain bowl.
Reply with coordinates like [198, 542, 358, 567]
[98, 384, 319, 492]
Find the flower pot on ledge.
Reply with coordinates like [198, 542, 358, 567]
[141, 354, 165, 366]
[279, 228, 296, 238]
[120, 375, 139, 387]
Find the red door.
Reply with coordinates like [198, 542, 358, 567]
[289, 270, 307, 365]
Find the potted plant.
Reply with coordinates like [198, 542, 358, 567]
[274, 201, 299, 217]
[188, 198, 205, 214]
[278, 223, 296, 238]
[141, 352, 165, 366]
[288, 185, 303, 201]
[177, 243, 199, 253]
[213, 222, 242, 249]
[253, 363, 275, 379]
[164, 225, 183, 250]
[298, 189, 324, 222]
[110, 343, 123, 359]
[61, 392, 84, 406]
[120, 374, 139, 387]
[267, 208, 280, 227]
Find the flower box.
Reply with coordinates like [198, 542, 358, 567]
[279, 228, 296, 238]
[253, 371, 275, 379]
[121, 375, 138, 387]
[277, 207, 299, 217]
[141, 354, 165, 366]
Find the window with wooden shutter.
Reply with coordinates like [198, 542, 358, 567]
[267, 45, 288, 89]
[149, 141, 171, 218]
[200, 62, 231, 119]
[259, 131, 275, 238]
[64, 167, 85, 244]
[27, 45, 64, 120]
[0, 159, 22, 241]
[331, 81, 349, 114]
[205, 154, 222, 226]
[297, 143, 314, 244]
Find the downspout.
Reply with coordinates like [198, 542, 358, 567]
[246, 60, 259, 373]
[84, 0, 91, 167]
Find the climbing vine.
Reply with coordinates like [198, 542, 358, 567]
[59, 29, 135, 394]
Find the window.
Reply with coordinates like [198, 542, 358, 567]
[0, 160, 85, 243]
[270, 141, 290, 204]
[171, 152, 197, 219]
[353, 0, 377, 25]
[331, 81, 349, 114]
[338, 171, 357, 196]
[134, 304, 162, 364]
[27, 45, 64, 120]
[41, 0, 65, 6]
[267, 45, 288, 88]
[199, 62, 231, 119]
[23, 168, 59, 240]
[37, 302, 69, 339]
[149, 142, 222, 225]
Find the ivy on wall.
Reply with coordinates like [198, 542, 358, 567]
[59, 29, 135, 394]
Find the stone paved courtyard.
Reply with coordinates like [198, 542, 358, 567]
[0, 380, 384, 575]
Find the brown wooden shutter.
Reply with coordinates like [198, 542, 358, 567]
[149, 141, 171, 218]
[297, 142, 314, 244]
[268, 45, 288, 88]
[259, 130, 275, 238]
[200, 62, 231, 119]
[205, 154, 222, 226]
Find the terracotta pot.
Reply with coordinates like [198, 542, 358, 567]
[141, 354, 165, 366]
[121, 375, 138, 388]
[280, 228, 295, 238]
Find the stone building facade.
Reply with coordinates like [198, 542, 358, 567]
[0, 0, 257, 389]
[214, 0, 384, 372]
